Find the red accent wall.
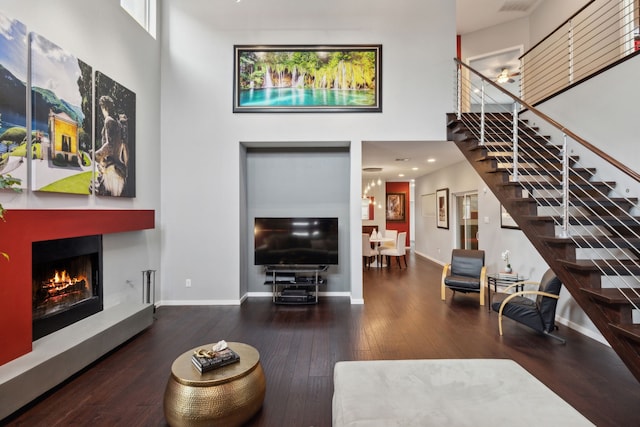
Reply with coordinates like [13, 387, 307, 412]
[0, 209, 155, 366]
[385, 182, 410, 245]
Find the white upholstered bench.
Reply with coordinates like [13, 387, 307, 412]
[332, 359, 593, 427]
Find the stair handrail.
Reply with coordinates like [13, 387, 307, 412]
[454, 56, 640, 312]
[520, 0, 640, 106]
[455, 58, 640, 183]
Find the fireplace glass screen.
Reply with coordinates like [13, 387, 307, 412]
[32, 235, 103, 340]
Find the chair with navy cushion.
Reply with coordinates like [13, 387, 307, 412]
[441, 249, 486, 306]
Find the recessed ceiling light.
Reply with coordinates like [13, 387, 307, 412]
[412, 167, 418, 171]
[427, 158, 436, 163]
[398, 173, 405, 177]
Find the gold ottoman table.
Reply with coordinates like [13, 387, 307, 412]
[163, 342, 266, 427]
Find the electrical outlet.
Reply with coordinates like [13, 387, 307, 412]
[186, 279, 192, 287]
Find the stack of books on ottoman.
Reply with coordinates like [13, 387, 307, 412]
[191, 340, 240, 373]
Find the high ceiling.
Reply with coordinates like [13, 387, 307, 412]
[457, 0, 543, 35]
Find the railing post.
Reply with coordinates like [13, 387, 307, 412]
[456, 62, 462, 119]
[560, 134, 570, 238]
[568, 19, 574, 85]
[480, 79, 485, 145]
[512, 102, 519, 182]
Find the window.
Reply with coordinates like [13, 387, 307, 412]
[121, 0, 156, 38]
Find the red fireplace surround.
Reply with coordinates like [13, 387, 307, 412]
[0, 209, 155, 366]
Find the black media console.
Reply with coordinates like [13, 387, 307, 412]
[264, 265, 328, 305]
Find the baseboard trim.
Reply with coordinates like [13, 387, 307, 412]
[414, 251, 445, 266]
[555, 315, 609, 346]
[157, 299, 242, 306]
[159, 292, 354, 306]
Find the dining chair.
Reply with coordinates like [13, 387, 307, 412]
[381, 229, 397, 250]
[362, 233, 378, 269]
[380, 232, 407, 269]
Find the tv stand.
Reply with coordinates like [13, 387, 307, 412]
[264, 265, 328, 305]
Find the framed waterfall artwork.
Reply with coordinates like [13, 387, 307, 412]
[233, 45, 382, 113]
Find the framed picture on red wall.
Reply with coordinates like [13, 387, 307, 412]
[386, 193, 405, 221]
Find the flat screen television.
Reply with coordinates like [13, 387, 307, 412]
[254, 217, 339, 266]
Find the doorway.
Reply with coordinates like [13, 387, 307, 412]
[455, 192, 478, 250]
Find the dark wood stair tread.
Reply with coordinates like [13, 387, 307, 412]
[558, 259, 640, 275]
[499, 181, 617, 197]
[500, 181, 616, 190]
[493, 165, 594, 174]
[521, 197, 636, 208]
[581, 287, 640, 304]
[609, 323, 640, 343]
[542, 235, 640, 250]
[521, 215, 640, 226]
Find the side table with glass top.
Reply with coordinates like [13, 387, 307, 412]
[487, 273, 527, 312]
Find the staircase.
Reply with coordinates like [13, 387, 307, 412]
[447, 109, 640, 382]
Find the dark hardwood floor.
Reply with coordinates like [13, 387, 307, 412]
[5, 253, 640, 426]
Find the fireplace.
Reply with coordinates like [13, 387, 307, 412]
[32, 235, 103, 340]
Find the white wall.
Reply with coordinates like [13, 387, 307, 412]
[529, 0, 590, 46]
[159, 0, 456, 304]
[415, 160, 480, 262]
[0, 0, 162, 308]
[461, 17, 531, 60]
[535, 54, 640, 175]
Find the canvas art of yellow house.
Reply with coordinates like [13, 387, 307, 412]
[48, 110, 79, 165]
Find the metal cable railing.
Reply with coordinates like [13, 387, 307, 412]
[454, 57, 640, 312]
[521, 0, 640, 105]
